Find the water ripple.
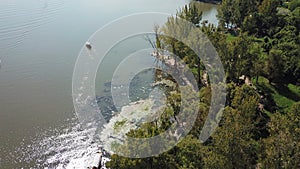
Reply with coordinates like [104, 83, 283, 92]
[0, 0, 68, 53]
[11, 117, 102, 169]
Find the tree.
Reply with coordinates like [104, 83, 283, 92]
[273, 25, 300, 83]
[218, 0, 260, 29]
[242, 12, 264, 36]
[260, 102, 300, 169]
[266, 49, 285, 83]
[217, 0, 237, 29]
[218, 33, 258, 82]
[159, 3, 207, 87]
[288, 0, 300, 11]
[258, 0, 282, 36]
[207, 85, 263, 169]
[178, 2, 203, 27]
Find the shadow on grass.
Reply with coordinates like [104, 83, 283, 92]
[272, 84, 300, 102]
[255, 82, 278, 113]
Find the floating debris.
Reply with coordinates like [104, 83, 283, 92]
[86, 42, 92, 50]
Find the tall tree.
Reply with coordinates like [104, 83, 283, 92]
[266, 49, 285, 83]
[207, 85, 262, 169]
[178, 2, 202, 27]
[260, 102, 300, 169]
[258, 0, 282, 36]
[217, 0, 236, 29]
[218, 0, 260, 29]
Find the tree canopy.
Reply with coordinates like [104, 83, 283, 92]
[106, 1, 300, 168]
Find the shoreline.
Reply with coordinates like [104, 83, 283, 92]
[195, 0, 221, 5]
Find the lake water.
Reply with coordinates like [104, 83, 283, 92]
[0, 0, 218, 168]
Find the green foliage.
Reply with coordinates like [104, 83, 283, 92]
[107, 135, 205, 169]
[114, 119, 127, 130]
[260, 102, 300, 168]
[178, 2, 203, 27]
[266, 49, 285, 83]
[225, 33, 238, 42]
[212, 32, 264, 82]
[217, 0, 236, 28]
[272, 26, 300, 83]
[218, 0, 259, 29]
[288, 0, 300, 11]
[205, 85, 265, 169]
[108, 1, 300, 168]
[254, 76, 300, 112]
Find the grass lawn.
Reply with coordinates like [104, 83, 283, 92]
[225, 33, 264, 43]
[226, 33, 238, 42]
[254, 76, 300, 112]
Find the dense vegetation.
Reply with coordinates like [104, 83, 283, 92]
[107, 0, 300, 168]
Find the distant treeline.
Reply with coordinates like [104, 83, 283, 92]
[194, 0, 222, 4]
